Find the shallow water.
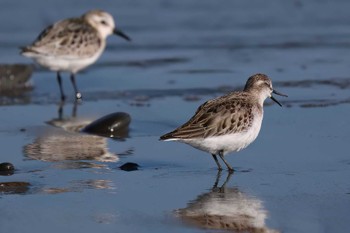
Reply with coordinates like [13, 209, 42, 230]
[1, 1, 350, 232]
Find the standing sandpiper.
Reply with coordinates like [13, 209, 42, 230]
[21, 9, 131, 101]
[160, 73, 287, 172]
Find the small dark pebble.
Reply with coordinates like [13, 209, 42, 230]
[0, 162, 15, 176]
[119, 162, 139, 172]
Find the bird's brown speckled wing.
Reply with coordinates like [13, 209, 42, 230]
[22, 18, 101, 58]
[160, 93, 256, 140]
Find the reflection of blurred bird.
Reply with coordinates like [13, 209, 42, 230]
[21, 10, 131, 101]
[24, 129, 118, 162]
[175, 172, 278, 233]
[24, 111, 132, 163]
[160, 74, 287, 172]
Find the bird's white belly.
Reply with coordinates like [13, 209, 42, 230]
[34, 53, 101, 73]
[23, 47, 104, 73]
[183, 114, 263, 155]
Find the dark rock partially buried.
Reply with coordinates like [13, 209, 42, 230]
[0, 162, 15, 176]
[82, 112, 131, 139]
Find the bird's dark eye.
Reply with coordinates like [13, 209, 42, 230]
[101, 20, 107, 25]
[265, 82, 272, 89]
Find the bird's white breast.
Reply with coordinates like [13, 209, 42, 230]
[23, 46, 105, 73]
[180, 112, 263, 155]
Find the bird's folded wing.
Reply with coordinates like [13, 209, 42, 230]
[161, 97, 254, 139]
[22, 19, 101, 59]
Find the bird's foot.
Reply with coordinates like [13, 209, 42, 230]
[75, 92, 82, 100]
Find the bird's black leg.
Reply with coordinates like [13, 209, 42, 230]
[70, 73, 82, 100]
[218, 150, 234, 173]
[211, 154, 222, 171]
[57, 72, 66, 101]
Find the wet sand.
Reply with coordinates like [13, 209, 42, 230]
[1, 1, 350, 232]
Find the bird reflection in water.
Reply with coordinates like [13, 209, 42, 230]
[23, 102, 132, 166]
[24, 129, 119, 162]
[175, 172, 278, 233]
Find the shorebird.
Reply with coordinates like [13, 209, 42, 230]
[160, 73, 287, 172]
[21, 9, 131, 101]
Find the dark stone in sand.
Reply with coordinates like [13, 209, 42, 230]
[82, 112, 131, 138]
[119, 162, 139, 171]
[0, 162, 14, 176]
[0, 182, 30, 194]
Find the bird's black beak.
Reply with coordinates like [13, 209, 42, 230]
[270, 89, 288, 107]
[113, 28, 131, 41]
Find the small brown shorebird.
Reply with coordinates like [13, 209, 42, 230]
[160, 73, 287, 172]
[21, 9, 131, 101]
